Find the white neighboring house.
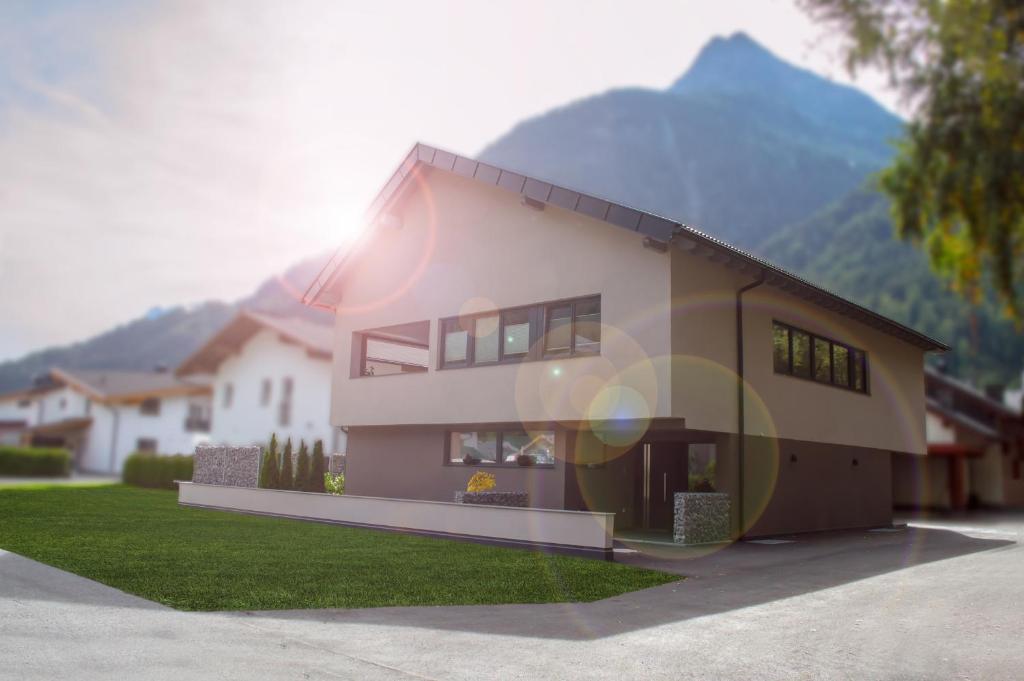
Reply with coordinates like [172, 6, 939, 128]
[176, 310, 345, 454]
[0, 367, 212, 472]
[0, 386, 42, 445]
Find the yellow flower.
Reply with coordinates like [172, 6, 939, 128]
[466, 471, 496, 493]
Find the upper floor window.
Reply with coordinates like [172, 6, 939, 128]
[278, 377, 293, 427]
[440, 296, 600, 370]
[223, 383, 234, 409]
[260, 378, 272, 407]
[17, 398, 31, 408]
[140, 397, 161, 416]
[353, 320, 430, 378]
[772, 321, 868, 393]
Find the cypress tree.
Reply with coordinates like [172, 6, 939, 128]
[295, 440, 310, 492]
[309, 439, 326, 493]
[280, 438, 294, 490]
[262, 433, 280, 489]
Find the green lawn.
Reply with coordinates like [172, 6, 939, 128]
[0, 484, 677, 611]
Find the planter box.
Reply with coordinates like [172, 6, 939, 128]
[674, 492, 731, 545]
[179, 482, 614, 558]
[453, 491, 529, 507]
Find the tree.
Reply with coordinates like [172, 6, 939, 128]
[309, 439, 326, 493]
[799, 0, 1024, 318]
[280, 438, 294, 490]
[295, 440, 310, 492]
[260, 433, 280, 489]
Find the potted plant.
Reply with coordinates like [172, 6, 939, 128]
[515, 453, 534, 467]
[463, 454, 480, 465]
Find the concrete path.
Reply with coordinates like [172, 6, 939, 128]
[2, 518, 1023, 680]
[0, 472, 119, 487]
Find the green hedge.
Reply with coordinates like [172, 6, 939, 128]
[0, 446, 71, 477]
[122, 453, 193, 490]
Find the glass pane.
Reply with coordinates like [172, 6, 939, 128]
[443, 323, 468, 364]
[474, 315, 499, 363]
[450, 431, 498, 464]
[545, 305, 572, 354]
[364, 338, 429, 375]
[792, 331, 811, 378]
[502, 309, 530, 357]
[813, 337, 832, 383]
[772, 323, 790, 373]
[574, 299, 601, 352]
[852, 350, 866, 392]
[688, 443, 717, 492]
[833, 345, 850, 387]
[503, 430, 556, 464]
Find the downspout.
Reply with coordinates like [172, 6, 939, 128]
[736, 270, 766, 538]
[108, 404, 120, 474]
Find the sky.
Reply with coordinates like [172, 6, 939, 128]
[0, 0, 898, 362]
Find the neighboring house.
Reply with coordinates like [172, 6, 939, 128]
[893, 367, 1024, 510]
[5, 367, 212, 472]
[303, 144, 947, 538]
[0, 385, 44, 445]
[176, 310, 346, 454]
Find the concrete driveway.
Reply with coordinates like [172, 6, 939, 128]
[2, 515, 1022, 680]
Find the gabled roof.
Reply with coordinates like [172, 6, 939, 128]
[304, 143, 948, 352]
[50, 368, 209, 403]
[176, 310, 333, 377]
[925, 366, 1021, 419]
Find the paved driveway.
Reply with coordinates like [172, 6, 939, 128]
[2, 516, 1022, 680]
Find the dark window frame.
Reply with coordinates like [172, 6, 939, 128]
[443, 427, 557, 469]
[772, 320, 869, 394]
[355, 327, 431, 378]
[136, 437, 158, 454]
[438, 295, 601, 371]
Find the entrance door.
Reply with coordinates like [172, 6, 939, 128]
[640, 442, 687, 530]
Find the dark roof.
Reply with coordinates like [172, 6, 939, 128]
[926, 397, 1002, 440]
[176, 310, 333, 377]
[925, 366, 1020, 419]
[50, 368, 209, 401]
[304, 143, 948, 351]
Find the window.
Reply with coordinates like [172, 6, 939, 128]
[439, 296, 600, 369]
[772, 321, 868, 393]
[260, 379, 272, 406]
[354, 320, 430, 377]
[136, 438, 157, 454]
[279, 377, 293, 427]
[185, 402, 210, 433]
[447, 429, 556, 466]
[140, 397, 161, 416]
[17, 398, 30, 408]
[223, 383, 234, 408]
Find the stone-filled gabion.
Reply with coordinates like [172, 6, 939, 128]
[454, 491, 529, 507]
[192, 445, 261, 488]
[674, 492, 731, 545]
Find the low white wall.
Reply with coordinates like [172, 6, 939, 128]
[178, 482, 614, 551]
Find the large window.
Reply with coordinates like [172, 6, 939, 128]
[439, 296, 600, 369]
[772, 321, 868, 393]
[447, 429, 556, 466]
[354, 320, 430, 378]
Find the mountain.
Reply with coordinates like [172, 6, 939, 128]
[0, 254, 332, 393]
[480, 32, 902, 250]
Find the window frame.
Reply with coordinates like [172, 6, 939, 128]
[355, 326, 431, 378]
[443, 427, 557, 468]
[771, 320, 869, 394]
[139, 397, 161, 416]
[438, 295, 601, 370]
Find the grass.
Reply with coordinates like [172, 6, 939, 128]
[0, 484, 678, 611]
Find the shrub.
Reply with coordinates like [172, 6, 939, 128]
[260, 433, 280, 489]
[279, 438, 294, 490]
[309, 440, 326, 493]
[295, 440, 310, 492]
[0, 446, 70, 477]
[324, 472, 345, 495]
[466, 471, 496, 493]
[122, 452, 193, 490]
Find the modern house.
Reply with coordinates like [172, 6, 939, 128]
[176, 310, 346, 454]
[303, 144, 947, 538]
[893, 367, 1024, 510]
[0, 367, 212, 472]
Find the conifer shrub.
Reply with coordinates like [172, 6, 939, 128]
[260, 434, 280, 489]
[279, 438, 294, 490]
[294, 440, 310, 492]
[309, 439, 326, 493]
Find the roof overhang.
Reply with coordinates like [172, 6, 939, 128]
[304, 143, 949, 352]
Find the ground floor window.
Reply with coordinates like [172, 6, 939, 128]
[448, 429, 555, 466]
[136, 438, 158, 454]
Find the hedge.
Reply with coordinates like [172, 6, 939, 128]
[0, 446, 71, 477]
[122, 452, 193, 490]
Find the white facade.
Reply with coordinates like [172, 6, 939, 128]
[210, 328, 344, 454]
[0, 393, 40, 428]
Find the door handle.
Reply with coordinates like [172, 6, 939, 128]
[663, 472, 667, 502]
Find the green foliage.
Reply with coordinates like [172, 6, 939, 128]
[309, 440, 326, 493]
[260, 434, 280, 490]
[799, 0, 1024, 318]
[122, 453, 193, 490]
[0, 446, 70, 477]
[294, 441, 310, 492]
[279, 438, 294, 490]
[324, 472, 345, 495]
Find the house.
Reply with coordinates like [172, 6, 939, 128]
[303, 144, 947, 538]
[176, 310, 346, 454]
[3, 367, 212, 472]
[0, 385, 45, 445]
[893, 367, 1024, 510]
